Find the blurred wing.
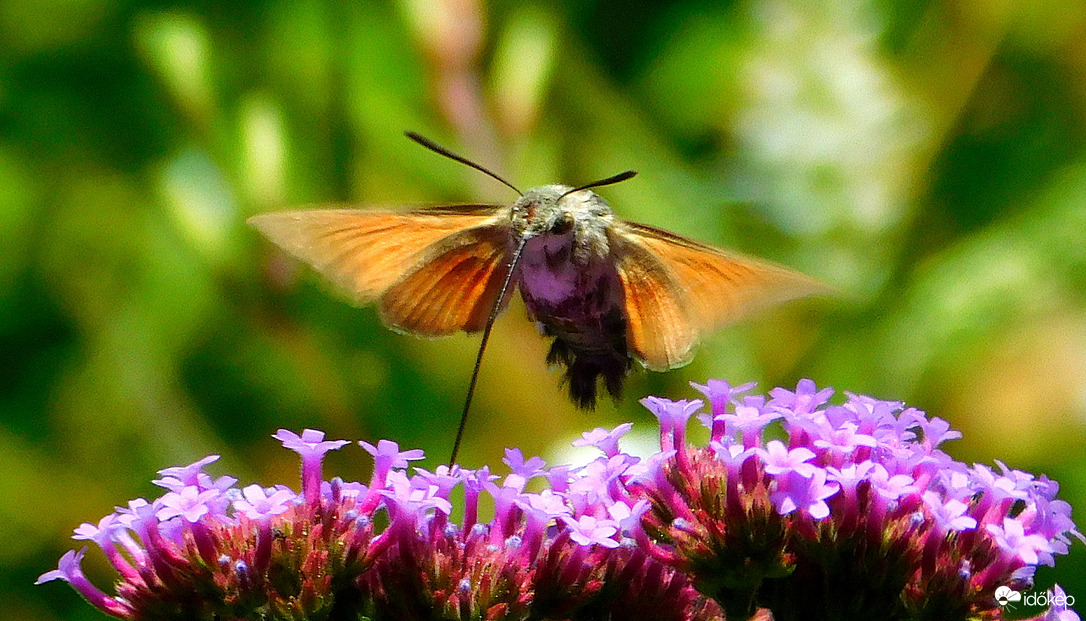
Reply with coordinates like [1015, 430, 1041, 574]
[249, 205, 511, 335]
[379, 224, 513, 336]
[610, 234, 697, 371]
[611, 221, 825, 371]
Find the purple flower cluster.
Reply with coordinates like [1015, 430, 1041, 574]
[633, 380, 1083, 619]
[38, 429, 715, 620]
[39, 380, 1081, 621]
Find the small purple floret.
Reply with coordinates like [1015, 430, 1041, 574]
[573, 423, 633, 457]
[276, 428, 350, 505]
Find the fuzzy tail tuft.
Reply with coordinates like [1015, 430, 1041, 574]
[546, 339, 632, 409]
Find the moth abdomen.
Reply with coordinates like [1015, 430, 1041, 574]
[541, 308, 631, 409]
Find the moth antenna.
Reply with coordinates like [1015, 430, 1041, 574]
[405, 131, 523, 196]
[559, 170, 637, 201]
[449, 235, 528, 465]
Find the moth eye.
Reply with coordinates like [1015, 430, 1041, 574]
[552, 212, 575, 235]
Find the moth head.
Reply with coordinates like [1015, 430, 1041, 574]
[512, 185, 612, 240]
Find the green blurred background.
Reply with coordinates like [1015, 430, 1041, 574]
[4, 0, 1085, 618]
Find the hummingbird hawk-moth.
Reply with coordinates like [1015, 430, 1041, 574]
[249, 132, 823, 463]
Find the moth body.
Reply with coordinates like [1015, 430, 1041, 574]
[510, 185, 631, 407]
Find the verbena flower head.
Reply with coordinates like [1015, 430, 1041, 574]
[39, 428, 714, 620]
[39, 382, 1081, 621]
[634, 379, 1083, 620]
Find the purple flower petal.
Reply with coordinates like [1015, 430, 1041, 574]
[157, 486, 222, 524]
[768, 379, 834, 414]
[759, 440, 818, 477]
[36, 548, 131, 617]
[360, 438, 425, 489]
[572, 423, 633, 457]
[154, 455, 221, 491]
[986, 517, 1054, 566]
[562, 515, 620, 548]
[923, 492, 978, 532]
[640, 397, 702, 439]
[691, 379, 757, 417]
[234, 484, 296, 520]
[770, 469, 840, 518]
[276, 429, 351, 505]
[502, 448, 546, 491]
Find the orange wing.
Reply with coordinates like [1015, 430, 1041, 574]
[610, 236, 697, 371]
[610, 221, 825, 371]
[249, 205, 511, 335]
[379, 225, 513, 336]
